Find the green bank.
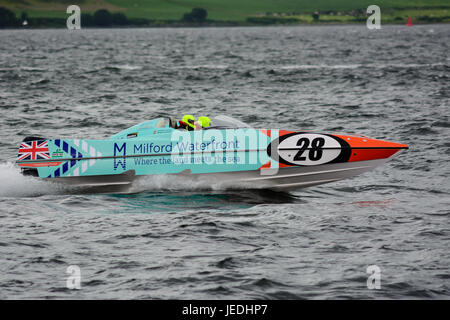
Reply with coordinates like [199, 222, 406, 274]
[0, 0, 449, 27]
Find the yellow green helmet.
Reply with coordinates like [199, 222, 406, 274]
[182, 114, 195, 130]
[197, 116, 211, 128]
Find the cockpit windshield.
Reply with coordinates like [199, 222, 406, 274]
[168, 115, 252, 130]
[206, 115, 252, 129]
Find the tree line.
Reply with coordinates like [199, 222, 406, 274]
[0, 7, 145, 27]
[0, 7, 208, 28]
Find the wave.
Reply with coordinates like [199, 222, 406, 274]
[172, 65, 229, 70]
[129, 174, 256, 193]
[20, 67, 47, 72]
[0, 162, 259, 197]
[275, 63, 446, 70]
[0, 162, 71, 197]
[105, 65, 142, 71]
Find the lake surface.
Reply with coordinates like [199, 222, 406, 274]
[0, 25, 449, 299]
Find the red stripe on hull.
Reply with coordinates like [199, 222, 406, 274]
[18, 162, 63, 168]
[348, 149, 400, 162]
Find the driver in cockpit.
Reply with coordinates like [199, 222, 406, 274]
[175, 115, 211, 131]
[195, 116, 211, 130]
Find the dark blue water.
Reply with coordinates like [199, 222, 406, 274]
[0, 25, 449, 299]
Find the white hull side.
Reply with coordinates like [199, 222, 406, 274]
[44, 158, 393, 193]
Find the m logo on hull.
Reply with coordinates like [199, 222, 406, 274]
[114, 142, 127, 170]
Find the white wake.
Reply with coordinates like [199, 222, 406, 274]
[0, 162, 71, 197]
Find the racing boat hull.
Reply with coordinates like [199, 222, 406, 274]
[15, 117, 408, 192]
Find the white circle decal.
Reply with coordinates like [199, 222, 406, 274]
[277, 133, 342, 166]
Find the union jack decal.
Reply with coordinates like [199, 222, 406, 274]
[17, 140, 50, 161]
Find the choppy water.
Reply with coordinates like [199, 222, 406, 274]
[0, 25, 449, 299]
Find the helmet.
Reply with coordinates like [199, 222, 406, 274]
[197, 116, 211, 128]
[182, 114, 195, 130]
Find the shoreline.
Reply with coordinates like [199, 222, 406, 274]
[1, 22, 449, 31]
[2, 5, 449, 29]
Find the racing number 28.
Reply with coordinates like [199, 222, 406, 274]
[293, 137, 325, 161]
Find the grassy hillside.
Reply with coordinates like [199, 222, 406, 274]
[107, 0, 450, 21]
[1, 0, 449, 23]
[0, 0, 120, 18]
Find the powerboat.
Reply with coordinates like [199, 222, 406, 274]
[16, 115, 408, 192]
